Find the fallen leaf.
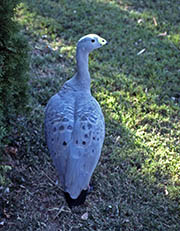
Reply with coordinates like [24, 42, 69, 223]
[81, 212, 88, 220]
[165, 187, 168, 195]
[158, 32, 167, 37]
[4, 187, 10, 193]
[5, 145, 18, 155]
[0, 221, 5, 226]
[137, 19, 143, 24]
[4, 209, 10, 219]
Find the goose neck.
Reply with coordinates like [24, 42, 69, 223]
[76, 47, 91, 88]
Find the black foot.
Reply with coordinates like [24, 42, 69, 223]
[64, 189, 88, 208]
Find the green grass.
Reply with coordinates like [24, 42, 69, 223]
[1, 0, 180, 230]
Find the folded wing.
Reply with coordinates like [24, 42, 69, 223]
[45, 93, 105, 199]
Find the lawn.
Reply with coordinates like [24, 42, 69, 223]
[1, 0, 180, 230]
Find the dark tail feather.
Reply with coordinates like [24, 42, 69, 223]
[64, 189, 88, 208]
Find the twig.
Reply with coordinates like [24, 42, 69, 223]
[42, 170, 63, 191]
[53, 206, 71, 220]
[153, 17, 157, 26]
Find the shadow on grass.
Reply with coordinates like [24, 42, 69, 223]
[3, 0, 179, 230]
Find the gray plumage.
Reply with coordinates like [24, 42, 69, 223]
[45, 34, 107, 200]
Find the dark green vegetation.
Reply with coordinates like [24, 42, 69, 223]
[1, 0, 180, 230]
[0, 0, 29, 183]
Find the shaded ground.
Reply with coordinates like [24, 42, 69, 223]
[1, 0, 180, 230]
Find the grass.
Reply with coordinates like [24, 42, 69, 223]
[1, 0, 180, 230]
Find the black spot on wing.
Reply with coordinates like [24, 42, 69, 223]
[59, 125, 64, 131]
[63, 141, 67, 146]
[67, 125, 73, 130]
[81, 115, 87, 121]
[63, 118, 69, 122]
[88, 123, 92, 129]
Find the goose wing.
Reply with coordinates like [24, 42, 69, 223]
[64, 96, 105, 198]
[45, 93, 75, 188]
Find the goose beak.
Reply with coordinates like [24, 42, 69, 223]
[98, 37, 108, 46]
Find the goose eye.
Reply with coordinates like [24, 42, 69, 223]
[91, 39, 95, 43]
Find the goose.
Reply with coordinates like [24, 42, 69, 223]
[45, 34, 108, 207]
